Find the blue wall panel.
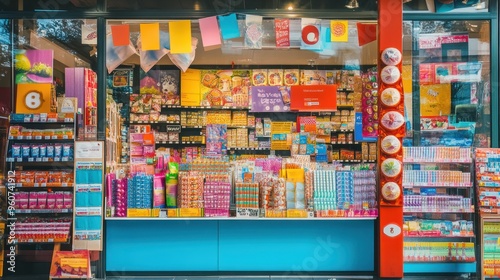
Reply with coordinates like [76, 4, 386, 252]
[106, 220, 219, 272]
[106, 219, 375, 272]
[218, 220, 375, 272]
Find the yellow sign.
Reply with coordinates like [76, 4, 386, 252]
[61, 257, 88, 268]
[180, 69, 202, 106]
[16, 83, 53, 113]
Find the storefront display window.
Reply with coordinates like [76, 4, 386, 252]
[407, 20, 491, 147]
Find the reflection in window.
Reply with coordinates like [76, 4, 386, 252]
[414, 20, 490, 147]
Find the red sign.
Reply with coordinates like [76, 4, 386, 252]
[275, 19, 290, 47]
[290, 85, 337, 112]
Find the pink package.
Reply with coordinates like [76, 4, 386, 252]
[29, 192, 38, 209]
[37, 192, 48, 209]
[129, 133, 144, 142]
[63, 191, 73, 209]
[47, 193, 56, 209]
[55, 192, 64, 209]
[130, 146, 144, 156]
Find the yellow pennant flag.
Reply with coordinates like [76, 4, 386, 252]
[330, 20, 349, 42]
[169, 21, 192, 54]
[140, 23, 160, 51]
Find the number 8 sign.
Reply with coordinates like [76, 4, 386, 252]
[15, 83, 53, 113]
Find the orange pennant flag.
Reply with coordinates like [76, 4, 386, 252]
[111, 25, 130, 46]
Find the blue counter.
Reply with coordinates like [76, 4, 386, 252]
[105, 218, 375, 274]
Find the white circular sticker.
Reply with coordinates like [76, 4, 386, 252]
[381, 48, 402, 66]
[381, 66, 401, 85]
[381, 135, 402, 155]
[381, 182, 401, 201]
[381, 111, 405, 131]
[383, 224, 402, 237]
[381, 158, 402, 178]
[381, 88, 401, 107]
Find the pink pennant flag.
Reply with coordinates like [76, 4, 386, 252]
[199, 16, 222, 51]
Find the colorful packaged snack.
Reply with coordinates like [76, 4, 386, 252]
[62, 144, 72, 158]
[54, 144, 62, 158]
[22, 145, 31, 158]
[11, 145, 21, 158]
[31, 145, 40, 158]
[29, 192, 38, 209]
[35, 172, 48, 184]
[39, 145, 47, 157]
[47, 193, 56, 209]
[47, 145, 55, 158]
[37, 192, 48, 209]
[55, 192, 64, 209]
[9, 126, 22, 138]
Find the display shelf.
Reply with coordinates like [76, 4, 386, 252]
[331, 141, 360, 145]
[403, 210, 475, 214]
[227, 147, 271, 151]
[404, 159, 473, 164]
[162, 105, 251, 110]
[181, 125, 203, 129]
[332, 129, 354, 132]
[155, 141, 180, 145]
[15, 209, 72, 214]
[13, 239, 69, 244]
[15, 183, 73, 188]
[105, 216, 378, 221]
[403, 183, 473, 188]
[404, 234, 475, 238]
[6, 159, 74, 167]
[130, 121, 180, 125]
[10, 121, 75, 125]
[7, 136, 74, 141]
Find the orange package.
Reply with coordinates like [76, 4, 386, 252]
[35, 171, 49, 184]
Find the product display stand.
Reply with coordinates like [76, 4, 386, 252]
[476, 148, 500, 279]
[5, 113, 76, 275]
[403, 146, 476, 274]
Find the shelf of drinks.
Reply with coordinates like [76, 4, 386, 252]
[14, 209, 73, 214]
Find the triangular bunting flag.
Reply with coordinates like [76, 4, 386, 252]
[357, 22, 377, 46]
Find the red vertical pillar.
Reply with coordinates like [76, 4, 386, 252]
[378, 0, 404, 278]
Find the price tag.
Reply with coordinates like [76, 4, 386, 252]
[26, 136, 32, 140]
[63, 135, 68, 139]
[6, 158, 14, 162]
[179, 208, 203, 217]
[307, 211, 315, 218]
[16, 158, 23, 162]
[287, 209, 308, 218]
[236, 208, 259, 218]
[43, 157, 49, 162]
[8, 136, 13, 140]
[45, 136, 51, 140]
[167, 209, 178, 217]
[35, 158, 42, 162]
[54, 157, 61, 162]
[48, 238, 54, 242]
[52, 136, 58, 139]
[35, 136, 42, 140]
